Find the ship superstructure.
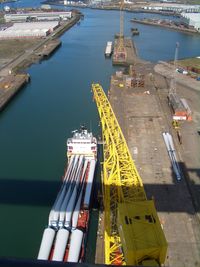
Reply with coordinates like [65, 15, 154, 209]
[67, 126, 97, 159]
[38, 126, 97, 262]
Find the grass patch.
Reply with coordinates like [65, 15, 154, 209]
[0, 39, 39, 59]
[177, 57, 200, 72]
[176, 57, 200, 77]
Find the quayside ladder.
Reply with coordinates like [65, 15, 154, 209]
[92, 83, 167, 266]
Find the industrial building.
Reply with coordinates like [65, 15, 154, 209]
[143, 4, 200, 13]
[63, 0, 87, 6]
[0, 21, 59, 39]
[4, 11, 72, 23]
[181, 13, 200, 32]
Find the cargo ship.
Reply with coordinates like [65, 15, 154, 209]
[37, 126, 97, 262]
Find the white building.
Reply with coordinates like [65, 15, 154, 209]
[4, 11, 72, 23]
[3, 5, 11, 12]
[0, 21, 59, 39]
[181, 13, 200, 32]
[143, 4, 200, 13]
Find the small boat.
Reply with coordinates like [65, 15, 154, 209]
[131, 28, 139, 35]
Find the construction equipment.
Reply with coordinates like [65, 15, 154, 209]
[168, 43, 191, 121]
[169, 42, 179, 95]
[92, 83, 167, 266]
[172, 119, 180, 130]
[172, 120, 182, 144]
[115, 0, 127, 61]
[119, 0, 124, 51]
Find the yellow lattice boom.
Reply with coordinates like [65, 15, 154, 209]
[92, 83, 167, 266]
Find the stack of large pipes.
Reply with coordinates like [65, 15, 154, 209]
[37, 155, 96, 262]
[162, 132, 182, 181]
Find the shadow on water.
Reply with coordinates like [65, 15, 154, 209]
[0, 162, 199, 213]
[0, 178, 61, 207]
[0, 157, 199, 264]
[0, 258, 144, 267]
[85, 144, 103, 263]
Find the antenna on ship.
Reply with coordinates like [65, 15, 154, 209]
[80, 124, 86, 131]
[89, 120, 92, 133]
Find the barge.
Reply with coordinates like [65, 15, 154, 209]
[105, 41, 113, 57]
[38, 126, 97, 262]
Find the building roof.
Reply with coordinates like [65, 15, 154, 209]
[150, 3, 200, 9]
[0, 21, 59, 38]
[182, 13, 200, 22]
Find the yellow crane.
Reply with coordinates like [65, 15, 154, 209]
[169, 42, 179, 96]
[118, 0, 124, 52]
[114, 0, 127, 61]
[92, 83, 167, 266]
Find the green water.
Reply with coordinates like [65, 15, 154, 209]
[0, 7, 200, 260]
[0, 9, 115, 259]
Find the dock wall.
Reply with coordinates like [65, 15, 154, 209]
[0, 14, 81, 111]
[0, 74, 30, 111]
[131, 19, 199, 34]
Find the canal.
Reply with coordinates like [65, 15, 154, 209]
[0, 4, 200, 260]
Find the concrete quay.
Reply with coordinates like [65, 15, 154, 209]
[131, 18, 199, 34]
[35, 39, 61, 57]
[95, 38, 200, 266]
[111, 66, 200, 267]
[112, 37, 144, 66]
[0, 73, 29, 110]
[95, 210, 105, 264]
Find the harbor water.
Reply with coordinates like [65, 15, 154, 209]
[0, 3, 200, 260]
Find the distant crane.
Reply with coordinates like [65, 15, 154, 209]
[168, 42, 184, 139]
[119, 0, 124, 51]
[169, 42, 179, 95]
[115, 0, 127, 60]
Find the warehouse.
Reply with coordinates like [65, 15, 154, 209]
[0, 21, 59, 39]
[4, 11, 72, 22]
[143, 4, 200, 13]
[181, 13, 200, 32]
